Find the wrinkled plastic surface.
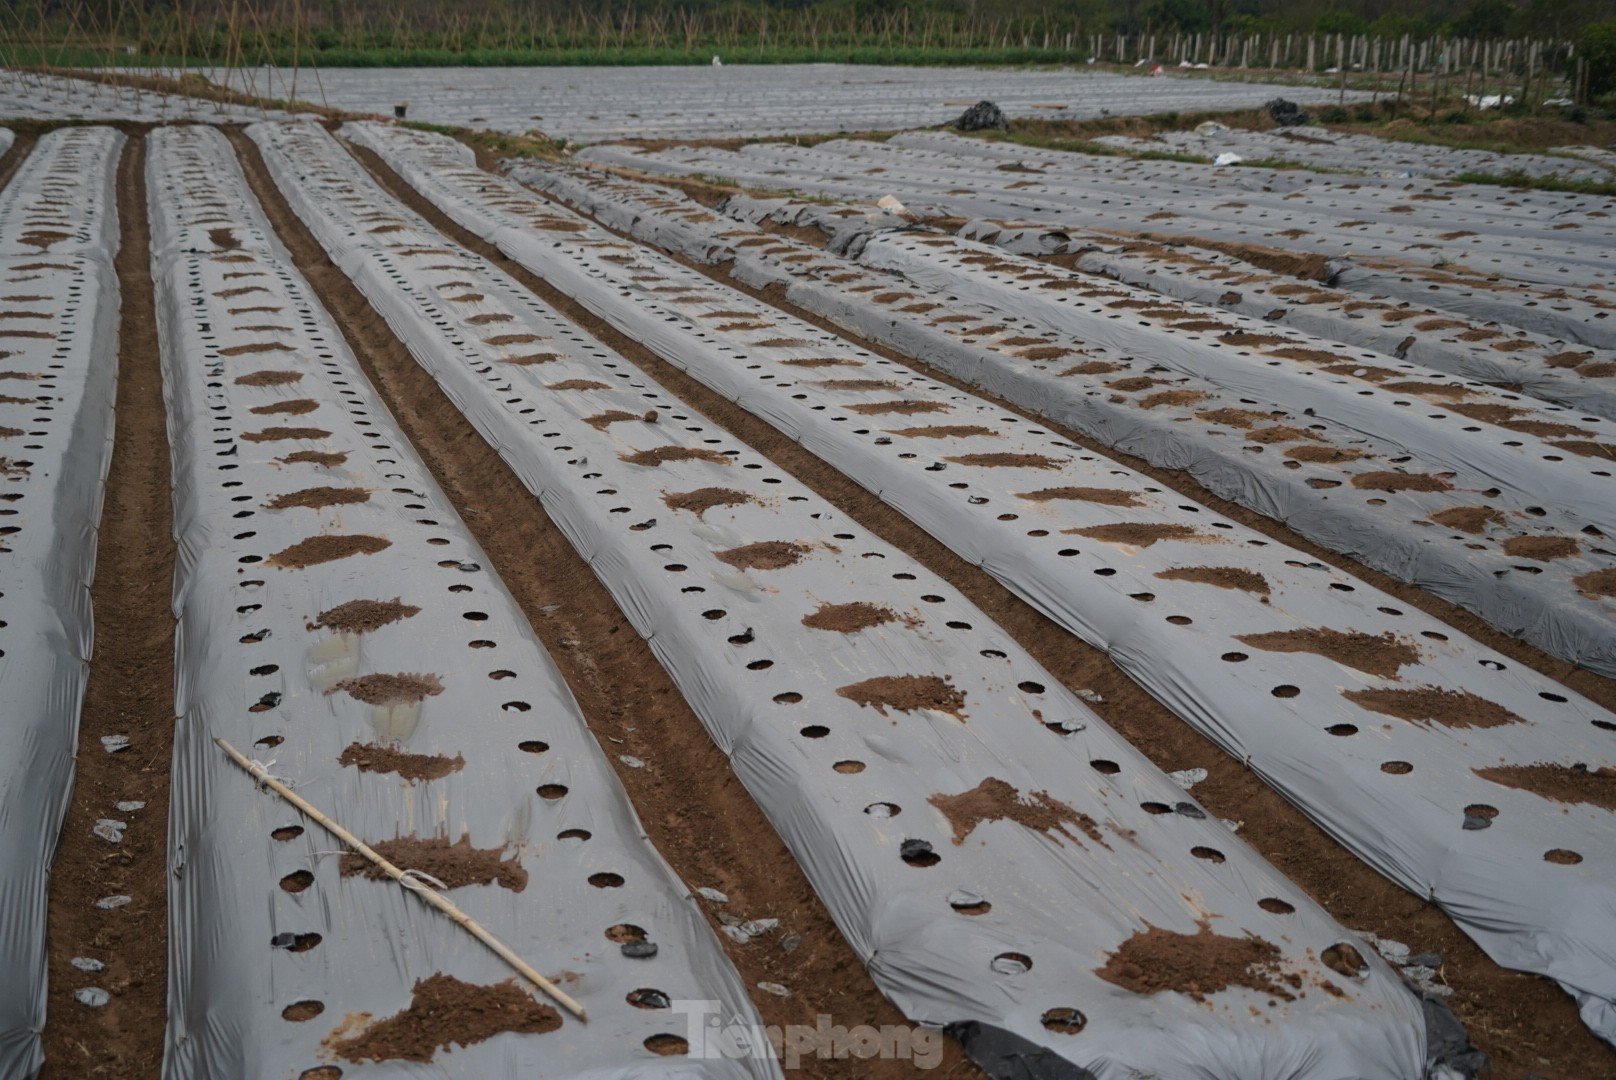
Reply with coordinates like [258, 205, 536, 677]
[148, 125, 773, 1079]
[259, 119, 1441, 1079]
[521, 162, 1616, 680]
[0, 126, 122, 1078]
[356, 122, 1616, 1047]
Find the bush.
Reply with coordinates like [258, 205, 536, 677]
[1317, 105, 1350, 123]
[1579, 22, 1616, 100]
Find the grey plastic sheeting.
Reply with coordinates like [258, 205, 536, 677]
[0, 126, 121, 1078]
[523, 164, 1616, 682]
[852, 232, 1616, 534]
[1094, 125, 1614, 182]
[0, 70, 295, 124]
[0, 126, 13, 158]
[179, 63, 1365, 142]
[577, 134, 1616, 295]
[146, 126, 772, 1080]
[351, 122, 1616, 1047]
[262, 119, 1447, 1079]
[984, 227, 1616, 423]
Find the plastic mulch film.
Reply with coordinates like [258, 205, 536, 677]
[350, 121, 1616, 1048]
[516, 161, 1616, 681]
[0, 127, 13, 158]
[253, 119, 1450, 1079]
[148, 125, 774, 1080]
[850, 232, 1616, 536]
[575, 134, 1616, 298]
[952, 223, 1616, 424]
[0, 126, 122, 1077]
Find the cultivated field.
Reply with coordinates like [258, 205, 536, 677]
[0, 62, 1614, 1080]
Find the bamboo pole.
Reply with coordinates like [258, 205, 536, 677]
[215, 736, 588, 1022]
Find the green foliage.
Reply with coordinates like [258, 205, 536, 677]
[1453, 0, 1516, 39]
[1580, 21, 1616, 99]
[1314, 11, 1367, 35]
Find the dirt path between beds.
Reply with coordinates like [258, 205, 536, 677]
[409, 138, 1616, 1080]
[40, 131, 176, 1080]
[229, 127, 983, 1080]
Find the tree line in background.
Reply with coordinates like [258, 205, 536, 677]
[2, 0, 1614, 99]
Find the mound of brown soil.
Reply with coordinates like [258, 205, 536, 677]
[1197, 407, 1282, 429]
[837, 674, 966, 719]
[340, 835, 528, 891]
[620, 446, 730, 467]
[1237, 628, 1420, 679]
[234, 369, 302, 386]
[817, 378, 902, 391]
[930, 777, 1103, 847]
[265, 486, 370, 511]
[1501, 536, 1579, 562]
[1284, 445, 1365, 464]
[1139, 390, 1208, 409]
[545, 379, 610, 391]
[249, 399, 320, 416]
[326, 974, 560, 1063]
[802, 602, 898, 633]
[242, 426, 330, 443]
[1018, 486, 1142, 506]
[338, 742, 464, 782]
[1474, 763, 1616, 812]
[1073, 523, 1206, 548]
[885, 424, 999, 439]
[1096, 920, 1296, 1003]
[267, 533, 390, 568]
[583, 409, 642, 430]
[329, 672, 444, 707]
[716, 540, 811, 571]
[846, 399, 951, 416]
[1344, 687, 1523, 729]
[945, 453, 1064, 469]
[1350, 471, 1452, 493]
[311, 598, 420, 635]
[1156, 566, 1270, 595]
[663, 487, 754, 518]
[1428, 506, 1505, 534]
[1575, 568, 1616, 599]
[279, 450, 349, 468]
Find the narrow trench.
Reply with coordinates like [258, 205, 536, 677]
[40, 131, 176, 1078]
[345, 136, 1616, 1079]
[224, 127, 983, 1080]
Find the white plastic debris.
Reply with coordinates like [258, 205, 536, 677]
[92, 819, 127, 843]
[1168, 768, 1208, 790]
[619, 755, 646, 769]
[94, 895, 131, 910]
[74, 988, 110, 1008]
[70, 957, 105, 973]
[697, 887, 730, 904]
[756, 982, 791, 997]
[100, 735, 130, 753]
[115, 800, 146, 812]
[1213, 152, 1245, 166]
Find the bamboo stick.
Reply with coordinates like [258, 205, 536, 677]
[214, 736, 588, 1022]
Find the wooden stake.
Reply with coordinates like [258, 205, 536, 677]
[214, 736, 588, 1021]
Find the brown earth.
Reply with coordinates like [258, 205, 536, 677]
[620, 445, 731, 467]
[280, 449, 350, 467]
[1350, 471, 1453, 493]
[929, 777, 1103, 847]
[325, 974, 561, 1064]
[1501, 536, 1579, 562]
[310, 598, 421, 635]
[1472, 764, 1616, 813]
[1096, 921, 1301, 1003]
[945, 452, 1064, 469]
[264, 485, 370, 511]
[1576, 568, 1616, 599]
[663, 486, 755, 518]
[244, 132, 983, 1079]
[1344, 687, 1523, 729]
[886, 424, 998, 439]
[339, 835, 529, 891]
[1156, 566, 1271, 596]
[329, 672, 444, 706]
[40, 132, 176, 1078]
[1236, 628, 1421, 680]
[360, 135, 1616, 1078]
[1429, 506, 1506, 534]
[1073, 522, 1209, 547]
[836, 674, 967, 719]
[715, 540, 812, 571]
[267, 532, 391, 568]
[802, 602, 899, 633]
[1017, 485, 1142, 506]
[337, 742, 466, 782]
